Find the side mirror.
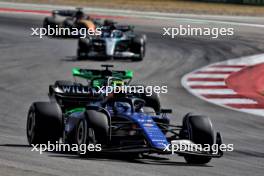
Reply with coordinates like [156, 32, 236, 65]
[161, 109, 172, 114]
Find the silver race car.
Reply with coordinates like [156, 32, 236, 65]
[77, 22, 146, 61]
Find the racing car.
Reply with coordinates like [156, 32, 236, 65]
[43, 8, 98, 38]
[77, 21, 146, 61]
[26, 65, 223, 164]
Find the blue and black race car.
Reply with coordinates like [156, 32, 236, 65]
[26, 66, 223, 164]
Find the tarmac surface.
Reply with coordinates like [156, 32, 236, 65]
[0, 9, 263, 176]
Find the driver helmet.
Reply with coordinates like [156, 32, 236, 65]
[75, 10, 84, 20]
[115, 101, 131, 113]
[111, 30, 123, 38]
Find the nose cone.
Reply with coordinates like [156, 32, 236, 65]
[105, 38, 117, 56]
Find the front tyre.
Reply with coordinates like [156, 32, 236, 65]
[132, 36, 146, 61]
[77, 48, 87, 60]
[182, 115, 214, 164]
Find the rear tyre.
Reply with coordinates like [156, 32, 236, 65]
[77, 48, 86, 60]
[43, 17, 57, 37]
[43, 17, 50, 29]
[74, 119, 96, 156]
[26, 102, 62, 145]
[77, 39, 90, 60]
[181, 115, 214, 164]
[86, 110, 109, 145]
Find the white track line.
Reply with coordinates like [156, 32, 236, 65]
[186, 82, 226, 86]
[191, 89, 236, 95]
[188, 74, 229, 78]
[201, 67, 242, 72]
[209, 99, 257, 104]
[240, 109, 264, 116]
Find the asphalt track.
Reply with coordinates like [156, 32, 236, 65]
[0, 8, 264, 176]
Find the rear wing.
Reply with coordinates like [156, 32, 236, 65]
[72, 67, 134, 80]
[49, 84, 102, 111]
[52, 9, 77, 17]
[116, 25, 134, 32]
[52, 8, 84, 17]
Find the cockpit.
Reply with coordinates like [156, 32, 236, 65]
[110, 30, 123, 38]
[91, 77, 126, 87]
[105, 97, 145, 114]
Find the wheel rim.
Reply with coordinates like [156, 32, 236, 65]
[140, 46, 144, 57]
[87, 128, 95, 144]
[77, 121, 86, 145]
[27, 111, 36, 143]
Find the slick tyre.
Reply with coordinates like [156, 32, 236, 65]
[182, 115, 215, 164]
[132, 35, 146, 61]
[74, 118, 96, 156]
[43, 17, 51, 29]
[26, 102, 62, 145]
[43, 17, 57, 36]
[77, 39, 90, 60]
[142, 92, 160, 114]
[86, 110, 109, 145]
[77, 48, 86, 60]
